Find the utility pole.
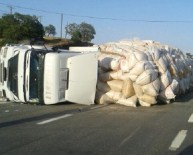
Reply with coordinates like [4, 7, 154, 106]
[38, 16, 42, 23]
[8, 5, 13, 14]
[65, 22, 68, 39]
[61, 13, 63, 38]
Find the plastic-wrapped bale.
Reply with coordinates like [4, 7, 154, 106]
[116, 95, 137, 107]
[147, 46, 177, 103]
[98, 40, 161, 107]
[97, 39, 192, 107]
[133, 78, 160, 107]
[122, 79, 135, 98]
[95, 74, 137, 107]
[118, 44, 160, 106]
[107, 80, 123, 92]
[171, 48, 192, 94]
[98, 53, 123, 71]
[119, 51, 149, 73]
[95, 90, 114, 104]
[106, 90, 137, 107]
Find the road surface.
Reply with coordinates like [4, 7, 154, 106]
[0, 93, 193, 155]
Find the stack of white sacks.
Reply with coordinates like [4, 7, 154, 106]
[95, 39, 193, 107]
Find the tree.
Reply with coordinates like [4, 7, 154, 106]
[71, 30, 82, 43]
[64, 22, 96, 42]
[44, 24, 56, 36]
[0, 13, 44, 42]
[65, 23, 79, 38]
[79, 22, 96, 42]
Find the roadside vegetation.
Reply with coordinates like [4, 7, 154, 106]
[0, 12, 96, 48]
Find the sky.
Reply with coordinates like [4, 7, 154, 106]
[0, 0, 193, 53]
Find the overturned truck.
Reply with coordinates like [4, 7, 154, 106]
[0, 44, 98, 105]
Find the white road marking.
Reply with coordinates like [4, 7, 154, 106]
[37, 114, 73, 125]
[5, 110, 9, 113]
[169, 130, 187, 151]
[188, 113, 193, 123]
[119, 127, 141, 147]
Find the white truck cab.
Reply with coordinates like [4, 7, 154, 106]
[0, 44, 98, 105]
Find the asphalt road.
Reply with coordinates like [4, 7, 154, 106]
[0, 93, 193, 155]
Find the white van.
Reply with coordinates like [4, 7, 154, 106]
[0, 44, 98, 105]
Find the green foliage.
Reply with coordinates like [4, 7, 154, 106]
[79, 22, 96, 42]
[71, 30, 82, 43]
[0, 13, 44, 44]
[44, 24, 56, 36]
[65, 23, 79, 37]
[65, 22, 96, 42]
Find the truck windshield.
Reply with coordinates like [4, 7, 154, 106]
[8, 54, 19, 97]
[29, 53, 38, 99]
[28, 51, 45, 103]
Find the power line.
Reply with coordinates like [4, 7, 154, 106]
[0, 2, 60, 14]
[0, 9, 8, 13]
[0, 2, 193, 23]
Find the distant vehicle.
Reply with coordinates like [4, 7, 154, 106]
[0, 44, 98, 105]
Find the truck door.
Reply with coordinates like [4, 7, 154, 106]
[65, 53, 98, 105]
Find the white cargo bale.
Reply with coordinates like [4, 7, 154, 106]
[136, 69, 158, 86]
[170, 79, 179, 94]
[95, 90, 114, 104]
[126, 53, 138, 70]
[160, 86, 176, 100]
[142, 78, 160, 97]
[109, 70, 135, 81]
[133, 83, 144, 97]
[110, 70, 124, 80]
[99, 56, 120, 71]
[128, 73, 138, 82]
[129, 61, 155, 77]
[145, 51, 154, 61]
[166, 53, 174, 64]
[139, 94, 157, 104]
[160, 70, 172, 91]
[152, 78, 161, 93]
[98, 39, 193, 107]
[120, 59, 130, 72]
[119, 73, 132, 81]
[169, 63, 178, 78]
[134, 51, 148, 61]
[116, 95, 137, 107]
[106, 44, 124, 54]
[107, 80, 123, 92]
[100, 44, 129, 56]
[106, 90, 122, 101]
[122, 79, 135, 98]
[156, 56, 168, 74]
[139, 100, 151, 107]
[148, 47, 161, 61]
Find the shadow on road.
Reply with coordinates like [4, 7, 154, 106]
[0, 106, 87, 129]
[179, 144, 193, 155]
[175, 92, 193, 103]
